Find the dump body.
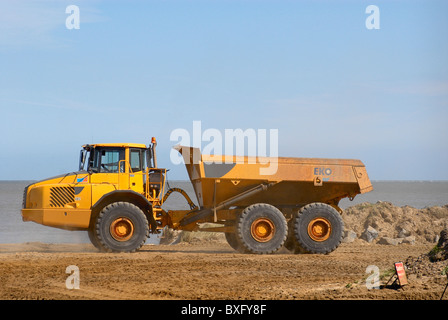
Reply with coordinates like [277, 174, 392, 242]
[176, 146, 372, 213]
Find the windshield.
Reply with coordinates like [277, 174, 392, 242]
[79, 146, 140, 173]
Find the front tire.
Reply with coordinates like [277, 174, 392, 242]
[94, 202, 149, 253]
[88, 226, 104, 251]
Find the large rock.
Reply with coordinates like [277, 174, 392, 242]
[361, 226, 378, 243]
[402, 235, 416, 245]
[397, 228, 410, 238]
[342, 230, 357, 243]
[378, 237, 402, 246]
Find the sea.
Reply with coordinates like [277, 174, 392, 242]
[0, 180, 447, 244]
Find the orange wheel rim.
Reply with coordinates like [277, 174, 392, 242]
[110, 218, 134, 241]
[307, 218, 331, 242]
[251, 218, 275, 242]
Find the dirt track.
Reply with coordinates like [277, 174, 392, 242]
[0, 240, 446, 300]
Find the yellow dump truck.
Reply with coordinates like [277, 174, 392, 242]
[22, 138, 372, 254]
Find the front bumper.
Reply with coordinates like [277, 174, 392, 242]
[22, 208, 91, 230]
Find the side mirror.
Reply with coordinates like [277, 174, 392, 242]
[79, 150, 85, 171]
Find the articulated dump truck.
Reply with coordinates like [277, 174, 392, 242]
[22, 138, 373, 254]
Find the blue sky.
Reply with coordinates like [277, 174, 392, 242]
[0, 0, 447, 181]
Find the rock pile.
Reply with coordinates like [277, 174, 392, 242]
[405, 229, 448, 279]
[160, 201, 448, 247]
[342, 201, 448, 245]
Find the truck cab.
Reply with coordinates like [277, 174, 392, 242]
[79, 143, 149, 193]
[22, 140, 166, 251]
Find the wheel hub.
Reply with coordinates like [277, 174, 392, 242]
[307, 217, 331, 242]
[251, 218, 275, 242]
[110, 217, 134, 242]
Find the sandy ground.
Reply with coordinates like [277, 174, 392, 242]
[0, 240, 446, 301]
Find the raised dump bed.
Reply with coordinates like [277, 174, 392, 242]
[166, 146, 373, 254]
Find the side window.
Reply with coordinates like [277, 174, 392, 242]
[130, 149, 143, 172]
[98, 148, 125, 173]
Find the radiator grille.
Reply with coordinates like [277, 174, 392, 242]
[50, 186, 75, 207]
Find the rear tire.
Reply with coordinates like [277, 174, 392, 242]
[284, 218, 308, 254]
[225, 232, 242, 252]
[95, 202, 149, 253]
[294, 203, 344, 254]
[236, 203, 287, 254]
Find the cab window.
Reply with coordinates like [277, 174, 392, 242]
[130, 149, 144, 172]
[93, 148, 125, 173]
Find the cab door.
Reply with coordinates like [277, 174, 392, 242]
[129, 148, 145, 194]
[90, 147, 126, 204]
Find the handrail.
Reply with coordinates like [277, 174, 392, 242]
[162, 187, 198, 210]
